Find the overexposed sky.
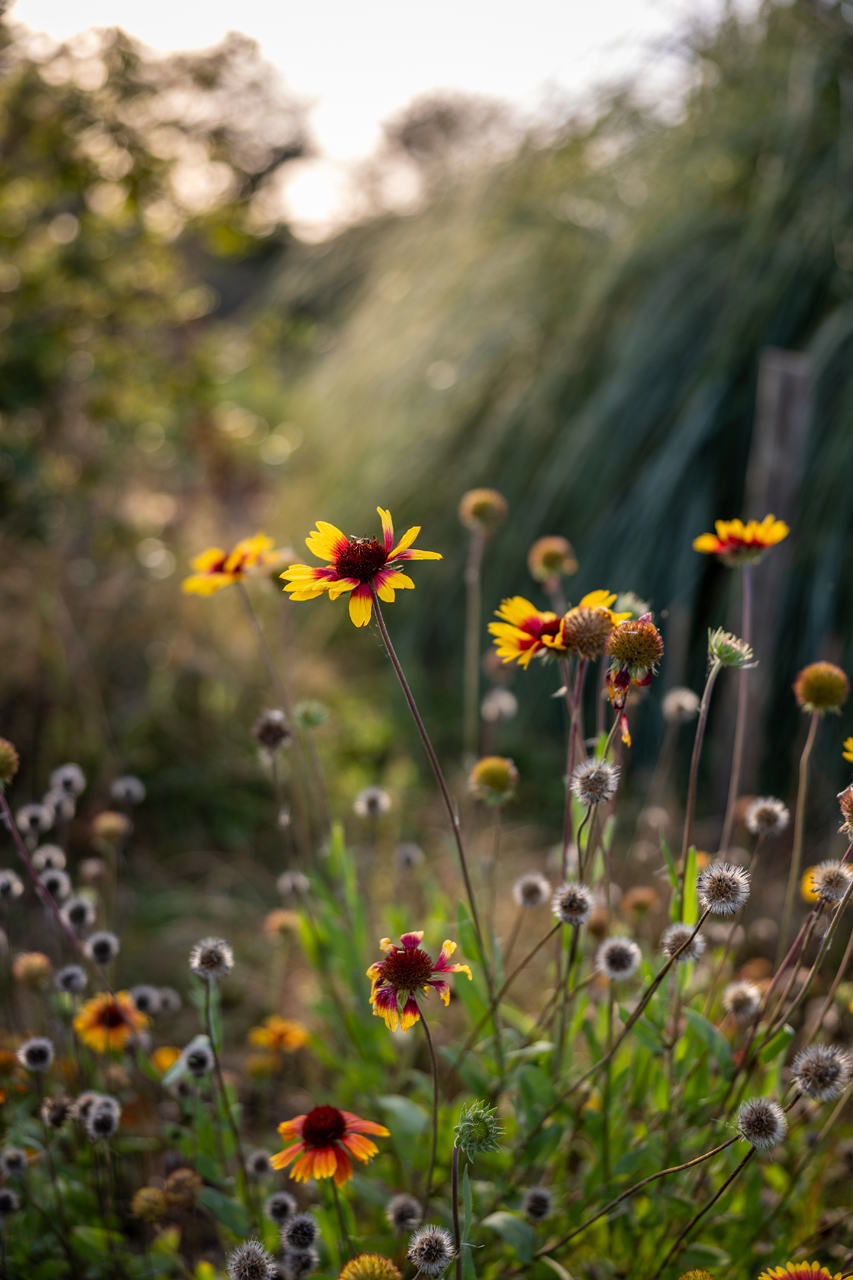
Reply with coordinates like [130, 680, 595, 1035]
[11, 0, 751, 234]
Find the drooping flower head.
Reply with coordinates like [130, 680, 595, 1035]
[281, 508, 441, 628]
[794, 662, 849, 714]
[707, 629, 756, 669]
[367, 932, 472, 1032]
[271, 1106, 389, 1186]
[660, 923, 706, 964]
[693, 515, 789, 565]
[183, 534, 283, 595]
[73, 991, 148, 1053]
[839, 784, 853, 836]
[745, 797, 790, 837]
[527, 536, 577, 584]
[759, 1264, 845, 1279]
[468, 756, 518, 804]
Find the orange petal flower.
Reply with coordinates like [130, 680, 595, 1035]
[247, 1015, 309, 1053]
[693, 515, 789, 565]
[271, 1104, 389, 1187]
[73, 991, 148, 1054]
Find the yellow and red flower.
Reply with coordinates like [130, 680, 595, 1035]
[73, 991, 148, 1053]
[182, 533, 283, 595]
[844, 736, 853, 764]
[248, 1015, 309, 1053]
[271, 1104, 389, 1186]
[758, 1265, 845, 1279]
[367, 931, 472, 1032]
[281, 508, 441, 628]
[489, 591, 627, 669]
[693, 515, 789, 565]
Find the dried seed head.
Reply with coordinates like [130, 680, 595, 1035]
[16, 803, 54, 835]
[110, 776, 146, 805]
[527, 535, 577, 582]
[283, 1214, 319, 1252]
[809, 861, 853, 903]
[132, 1186, 167, 1223]
[661, 687, 701, 724]
[189, 936, 234, 981]
[737, 1097, 787, 1149]
[33, 844, 66, 871]
[513, 872, 551, 909]
[385, 1193, 422, 1234]
[85, 1096, 121, 1141]
[791, 1044, 852, 1101]
[571, 759, 619, 806]
[745, 797, 790, 837]
[0, 870, 23, 900]
[697, 862, 750, 915]
[0, 738, 20, 786]
[468, 756, 518, 804]
[281, 1248, 319, 1280]
[0, 1189, 19, 1216]
[184, 1043, 215, 1078]
[552, 881, 595, 927]
[454, 1101, 503, 1155]
[0, 1147, 27, 1176]
[40, 868, 71, 902]
[60, 896, 96, 932]
[227, 1239, 277, 1280]
[339, 1255, 402, 1280]
[596, 937, 641, 981]
[40, 1094, 74, 1130]
[353, 786, 392, 818]
[129, 985, 161, 1016]
[50, 763, 87, 796]
[707, 629, 756, 669]
[723, 981, 761, 1023]
[660, 923, 706, 964]
[265, 1191, 298, 1225]
[394, 842, 425, 871]
[407, 1226, 455, 1277]
[561, 607, 614, 661]
[79, 857, 107, 884]
[54, 964, 87, 995]
[480, 687, 518, 723]
[158, 987, 182, 1015]
[246, 1149, 273, 1178]
[277, 871, 310, 897]
[73, 1091, 108, 1122]
[44, 789, 75, 822]
[252, 709, 291, 753]
[605, 618, 664, 675]
[165, 1167, 203, 1209]
[794, 661, 849, 713]
[839, 784, 853, 836]
[92, 810, 132, 843]
[522, 1186, 553, 1222]
[458, 488, 508, 532]
[17, 1036, 54, 1072]
[85, 931, 120, 965]
[12, 951, 52, 985]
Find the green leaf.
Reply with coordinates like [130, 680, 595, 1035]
[759, 1023, 795, 1064]
[462, 1246, 477, 1280]
[198, 1186, 250, 1237]
[457, 901, 484, 968]
[684, 1007, 734, 1074]
[681, 1243, 731, 1267]
[376, 1094, 429, 1137]
[629, 1014, 664, 1055]
[71, 1227, 126, 1263]
[660, 833, 678, 889]
[462, 1162, 473, 1245]
[518, 1065, 556, 1125]
[481, 1212, 536, 1264]
[683, 846, 698, 925]
[541, 1257, 576, 1280]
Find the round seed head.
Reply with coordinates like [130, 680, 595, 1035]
[189, 936, 234, 981]
[85, 1096, 121, 1141]
[50, 763, 86, 796]
[158, 987, 182, 1014]
[458, 488, 508, 531]
[44, 789, 75, 822]
[809, 861, 853, 903]
[723, 981, 761, 1022]
[513, 872, 551, 908]
[737, 1097, 787, 1149]
[596, 937, 641, 981]
[0, 1147, 27, 1176]
[60, 896, 96, 932]
[79, 857, 107, 883]
[745, 797, 790, 837]
[661, 687, 701, 724]
[246, 1149, 273, 1178]
[17, 1036, 54, 1072]
[111, 775, 146, 805]
[12, 951, 52, 985]
[55, 964, 87, 995]
[522, 1186, 553, 1222]
[16, 803, 54, 835]
[605, 618, 664, 674]
[277, 871, 310, 897]
[660, 923, 706, 964]
[552, 881, 595, 926]
[385, 1193, 422, 1233]
[697, 862, 750, 915]
[0, 869, 23, 900]
[132, 1186, 167, 1223]
[527, 535, 577, 582]
[339, 1256, 402, 1280]
[407, 1226, 455, 1278]
[130, 985, 162, 1016]
[794, 661, 849, 713]
[85, 931, 120, 964]
[252, 709, 291, 753]
[40, 1094, 74, 1129]
[92, 810, 132, 843]
[454, 1100, 503, 1155]
[561, 606, 614, 661]
[0, 738, 20, 785]
[265, 1191, 298, 1225]
[571, 758, 619, 806]
[32, 844, 66, 871]
[164, 1167, 203, 1209]
[480, 687, 518, 723]
[73, 1091, 107, 1122]
[40, 868, 71, 901]
[791, 1044, 852, 1100]
[468, 756, 518, 804]
[283, 1214, 319, 1251]
[227, 1240, 277, 1280]
[281, 1248, 319, 1280]
[184, 1043, 215, 1078]
[0, 1189, 19, 1216]
[394, 843, 425, 871]
[353, 786, 391, 818]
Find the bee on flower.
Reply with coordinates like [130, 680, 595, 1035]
[182, 534, 285, 595]
[693, 514, 789, 565]
[367, 932, 472, 1032]
[281, 508, 441, 627]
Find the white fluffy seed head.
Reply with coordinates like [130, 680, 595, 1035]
[552, 881, 595, 926]
[189, 937, 234, 981]
[697, 862, 750, 915]
[513, 872, 551, 909]
[660, 923, 706, 964]
[386, 1193, 422, 1233]
[809, 861, 853, 903]
[17, 1037, 54, 1072]
[522, 1186, 554, 1222]
[571, 759, 619, 806]
[595, 937, 641, 981]
[354, 786, 391, 818]
[227, 1239, 277, 1280]
[85, 931, 120, 964]
[264, 1192, 297, 1225]
[407, 1226, 455, 1277]
[55, 964, 87, 995]
[745, 797, 790, 837]
[737, 1097, 787, 1149]
[791, 1044, 852, 1100]
[661, 687, 700, 724]
[722, 981, 761, 1022]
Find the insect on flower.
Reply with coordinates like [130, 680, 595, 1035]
[693, 514, 789, 565]
[281, 507, 441, 627]
[366, 931, 472, 1032]
[271, 1105, 389, 1186]
[182, 533, 284, 595]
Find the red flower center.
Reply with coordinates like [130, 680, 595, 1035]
[302, 1105, 346, 1147]
[525, 616, 561, 640]
[335, 538, 388, 582]
[98, 1001, 128, 1029]
[381, 947, 434, 992]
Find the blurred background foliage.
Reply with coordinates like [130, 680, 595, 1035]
[2, 0, 853, 893]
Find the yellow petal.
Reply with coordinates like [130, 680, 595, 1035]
[390, 525, 420, 556]
[579, 590, 616, 609]
[306, 521, 348, 562]
[349, 590, 373, 627]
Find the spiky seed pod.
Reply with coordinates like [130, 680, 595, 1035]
[132, 1186, 167, 1223]
[596, 937, 641, 981]
[660, 923, 706, 964]
[164, 1167, 203, 1209]
[252, 709, 292, 753]
[130, 985, 161, 1016]
[17, 1037, 54, 1072]
[0, 1147, 27, 1175]
[839, 785, 853, 835]
[110, 776, 146, 805]
[468, 756, 519, 804]
[338, 1255, 402, 1280]
[0, 738, 19, 785]
[0, 870, 23, 900]
[522, 1187, 553, 1222]
[571, 759, 619, 806]
[54, 964, 87, 995]
[458, 488, 508, 531]
[16, 803, 54, 835]
[185, 1044, 215, 1078]
[283, 1214, 319, 1252]
[407, 1226, 455, 1277]
[454, 1101, 503, 1155]
[281, 1248, 320, 1280]
[86, 1097, 121, 1141]
[385, 1193, 422, 1234]
[513, 872, 551, 908]
[737, 1097, 787, 1149]
[33, 844, 66, 871]
[810, 861, 853, 903]
[394, 842, 425, 871]
[40, 868, 71, 901]
[794, 661, 849, 713]
[791, 1045, 852, 1100]
[158, 987, 182, 1014]
[552, 881, 595, 926]
[246, 1149, 273, 1178]
[745, 797, 790, 837]
[677, 1272, 716, 1279]
[277, 871, 310, 897]
[353, 786, 392, 818]
[265, 1191, 298, 1224]
[50, 763, 86, 796]
[697, 862, 750, 915]
[189, 936, 234, 981]
[60, 897, 96, 932]
[561, 606, 614, 661]
[661, 687, 701, 724]
[605, 618, 664, 675]
[527, 535, 577, 582]
[227, 1240, 277, 1280]
[0, 1189, 19, 1216]
[707, 629, 755, 669]
[723, 981, 761, 1022]
[40, 1094, 74, 1129]
[85, 931, 120, 964]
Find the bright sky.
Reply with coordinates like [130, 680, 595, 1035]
[11, 0, 748, 235]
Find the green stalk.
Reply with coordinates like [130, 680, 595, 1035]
[777, 709, 820, 963]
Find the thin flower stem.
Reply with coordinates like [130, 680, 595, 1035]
[718, 563, 753, 854]
[602, 981, 614, 1185]
[331, 1181, 355, 1262]
[502, 905, 525, 969]
[419, 1007, 440, 1216]
[558, 657, 585, 877]
[680, 660, 723, 917]
[463, 527, 486, 760]
[778, 709, 820, 963]
[553, 923, 582, 1080]
[702, 836, 764, 1017]
[452, 1146, 462, 1280]
[651, 1148, 756, 1279]
[807, 912, 853, 1044]
[203, 982, 254, 1226]
[574, 805, 593, 882]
